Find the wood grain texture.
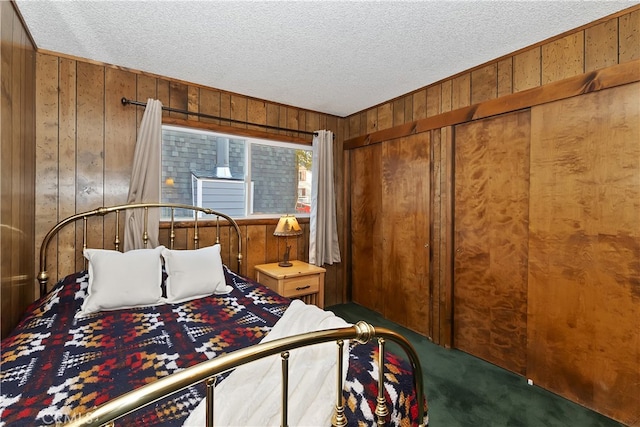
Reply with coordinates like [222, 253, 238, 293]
[542, 32, 585, 84]
[426, 85, 441, 118]
[350, 144, 383, 314]
[514, 48, 541, 93]
[392, 98, 405, 127]
[1, 2, 36, 338]
[497, 58, 513, 98]
[585, 18, 618, 72]
[451, 73, 471, 110]
[34, 54, 60, 286]
[454, 110, 530, 375]
[33, 52, 344, 299]
[471, 63, 497, 104]
[412, 89, 427, 121]
[619, 9, 640, 62]
[344, 59, 640, 150]
[381, 134, 431, 335]
[57, 59, 77, 277]
[377, 102, 392, 131]
[528, 82, 639, 425]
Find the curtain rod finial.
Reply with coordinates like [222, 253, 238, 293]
[121, 97, 129, 105]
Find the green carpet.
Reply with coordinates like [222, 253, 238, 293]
[327, 302, 624, 427]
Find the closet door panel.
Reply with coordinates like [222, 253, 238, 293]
[381, 134, 431, 335]
[528, 82, 640, 425]
[454, 110, 530, 374]
[350, 145, 384, 313]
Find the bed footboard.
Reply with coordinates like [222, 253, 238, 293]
[62, 321, 426, 427]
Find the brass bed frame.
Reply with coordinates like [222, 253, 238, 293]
[35, 203, 426, 427]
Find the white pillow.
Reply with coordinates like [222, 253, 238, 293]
[162, 244, 230, 304]
[79, 246, 165, 316]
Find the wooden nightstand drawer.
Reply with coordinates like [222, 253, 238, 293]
[282, 275, 320, 298]
[254, 260, 326, 308]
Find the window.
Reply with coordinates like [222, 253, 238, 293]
[162, 126, 312, 219]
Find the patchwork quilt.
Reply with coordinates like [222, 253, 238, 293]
[0, 267, 426, 426]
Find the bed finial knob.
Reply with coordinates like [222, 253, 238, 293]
[353, 321, 375, 344]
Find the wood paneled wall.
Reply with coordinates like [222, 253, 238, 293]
[346, 7, 639, 138]
[344, 5, 639, 425]
[34, 53, 347, 305]
[0, 2, 36, 338]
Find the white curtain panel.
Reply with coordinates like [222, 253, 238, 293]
[124, 99, 163, 251]
[309, 130, 341, 266]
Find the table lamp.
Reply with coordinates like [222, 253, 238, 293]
[273, 214, 302, 267]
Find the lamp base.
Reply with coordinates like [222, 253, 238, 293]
[278, 261, 293, 267]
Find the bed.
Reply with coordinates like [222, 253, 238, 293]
[0, 203, 428, 426]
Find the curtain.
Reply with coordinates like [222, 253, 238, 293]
[309, 130, 341, 266]
[124, 99, 163, 251]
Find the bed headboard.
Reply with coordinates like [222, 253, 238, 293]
[38, 203, 242, 296]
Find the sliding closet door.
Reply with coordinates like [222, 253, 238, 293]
[454, 110, 530, 374]
[350, 134, 431, 336]
[528, 82, 639, 425]
[381, 134, 431, 335]
[350, 144, 384, 313]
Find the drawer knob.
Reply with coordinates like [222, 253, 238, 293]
[296, 285, 311, 291]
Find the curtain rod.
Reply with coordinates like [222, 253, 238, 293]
[121, 97, 318, 137]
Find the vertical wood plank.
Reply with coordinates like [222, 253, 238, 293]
[471, 63, 498, 104]
[366, 108, 377, 133]
[403, 94, 413, 123]
[187, 85, 199, 120]
[392, 98, 405, 127]
[497, 58, 513, 98]
[542, 32, 585, 84]
[57, 58, 77, 281]
[230, 95, 247, 129]
[104, 68, 136, 248]
[619, 9, 640, 62]
[169, 81, 188, 119]
[426, 85, 441, 118]
[199, 88, 221, 125]
[585, 18, 618, 72]
[76, 62, 105, 257]
[266, 102, 280, 135]
[247, 98, 266, 132]
[220, 92, 231, 126]
[452, 73, 471, 109]
[34, 54, 59, 286]
[412, 89, 427, 120]
[377, 102, 393, 131]
[514, 48, 541, 92]
[440, 80, 452, 113]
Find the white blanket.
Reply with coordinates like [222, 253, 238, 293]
[182, 300, 351, 426]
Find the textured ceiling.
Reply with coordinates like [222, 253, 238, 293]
[15, 1, 637, 117]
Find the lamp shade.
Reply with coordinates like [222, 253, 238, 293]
[273, 215, 302, 237]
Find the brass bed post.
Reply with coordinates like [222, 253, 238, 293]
[375, 338, 389, 426]
[143, 207, 149, 248]
[332, 340, 347, 427]
[281, 351, 290, 427]
[206, 377, 215, 427]
[82, 216, 88, 271]
[194, 212, 200, 249]
[215, 217, 220, 244]
[114, 210, 120, 251]
[170, 208, 176, 249]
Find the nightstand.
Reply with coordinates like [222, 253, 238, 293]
[254, 260, 326, 308]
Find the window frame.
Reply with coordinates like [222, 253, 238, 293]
[161, 122, 313, 220]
